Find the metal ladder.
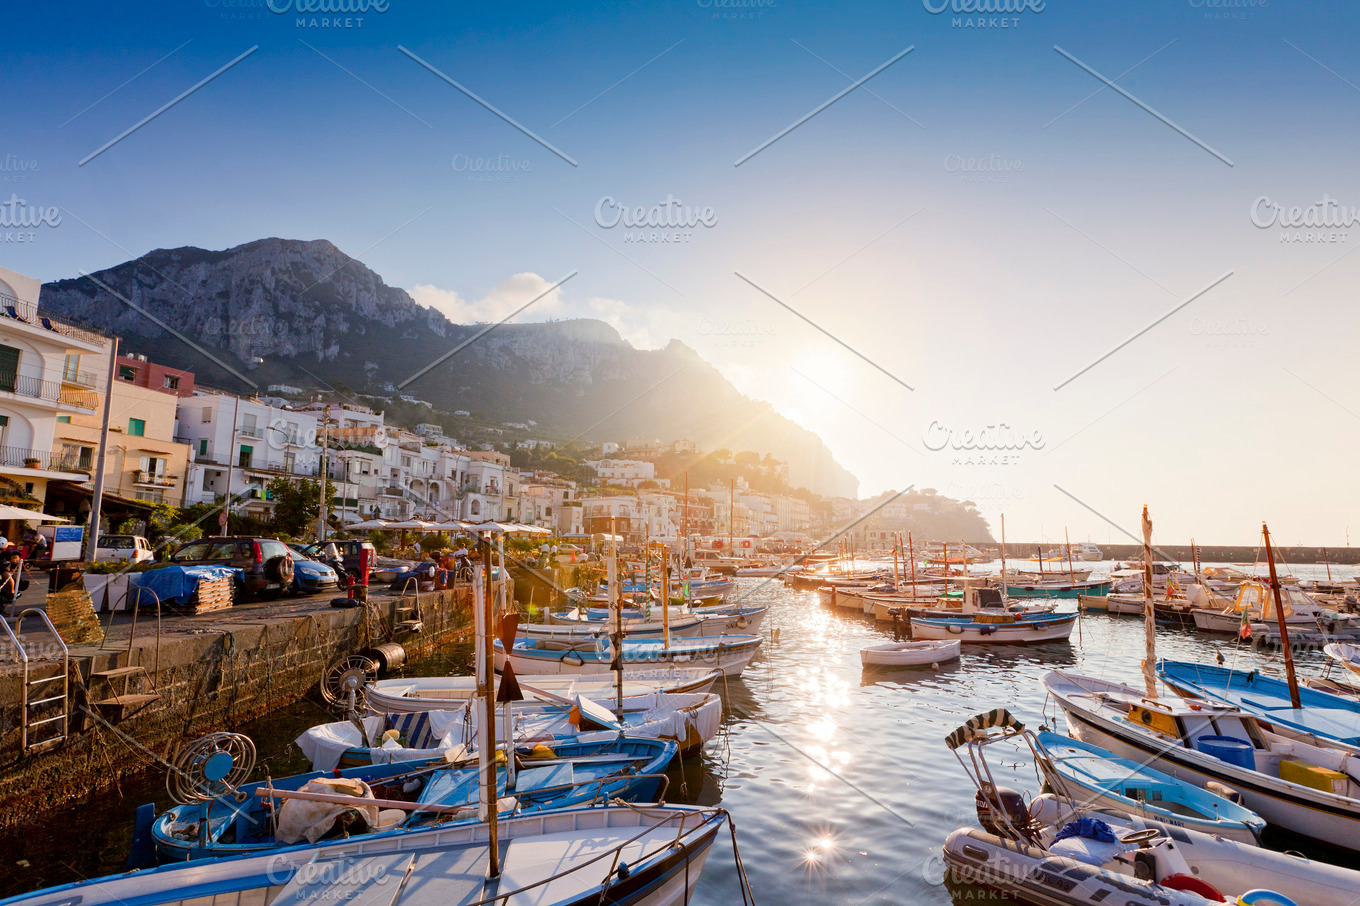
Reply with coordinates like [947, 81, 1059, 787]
[0, 608, 69, 753]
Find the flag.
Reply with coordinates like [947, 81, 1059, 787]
[1239, 608, 1252, 641]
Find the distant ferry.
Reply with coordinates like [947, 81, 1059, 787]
[1075, 541, 1102, 561]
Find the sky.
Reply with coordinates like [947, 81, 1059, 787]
[3, 0, 1359, 546]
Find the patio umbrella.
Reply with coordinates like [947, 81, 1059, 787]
[347, 518, 390, 530]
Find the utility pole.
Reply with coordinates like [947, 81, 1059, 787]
[85, 337, 119, 560]
[316, 403, 329, 542]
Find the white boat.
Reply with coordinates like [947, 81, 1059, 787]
[860, 639, 959, 667]
[1075, 541, 1103, 561]
[365, 669, 721, 713]
[1044, 668, 1360, 851]
[944, 708, 1360, 906]
[533, 609, 707, 639]
[1076, 594, 1109, 611]
[0, 805, 731, 906]
[1325, 641, 1360, 679]
[496, 635, 763, 678]
[299, 692, 724, 771]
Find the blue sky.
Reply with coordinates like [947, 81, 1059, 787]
[4, 0, 1359, 544]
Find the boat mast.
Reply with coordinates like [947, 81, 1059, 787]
[610, 517, 623, 720]
[662, 544, 670, 649]
[1263, 523, 1301, 709]
[1000, 514, 1008, 605]
[1323, 546, 1333, 584]
[1064, 528, 1075, 583]
[729, 478, 735, 556]
[1140, 505, 1157, 699]
[893, 532, 900, 588]
[908, 532, 917, 597]
[478, 531, 500, 877]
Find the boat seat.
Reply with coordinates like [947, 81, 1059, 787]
[1048, 835, 1129, 866]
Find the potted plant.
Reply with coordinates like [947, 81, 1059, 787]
[82, 559, 141, 612]
[22, 457, 40, 469]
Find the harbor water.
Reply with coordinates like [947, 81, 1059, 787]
[0, 562, 1355, 904]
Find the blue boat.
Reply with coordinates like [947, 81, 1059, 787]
[1002, 578, 1112, 599]
[1158, 659, 1360, 749]
[147, 736, 674, 863]
[1036, 730, 1267, 844]
[497, 633, 763, 677]
[10, 805, 728, 906]
[910, 611, 1076, 643]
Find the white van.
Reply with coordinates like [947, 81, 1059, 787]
[94, 534, 154, 563]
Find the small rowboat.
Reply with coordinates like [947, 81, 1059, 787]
[860, 640, 960, 667]
[1036, 730, 1266, 844]
[910, 612, 1077, 643]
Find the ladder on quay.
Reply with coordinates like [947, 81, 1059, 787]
[0, 609, 69, 753]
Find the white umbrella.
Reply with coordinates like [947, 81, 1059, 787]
[0, 505, 66, 522]
[387, 519, 440, 530]
[347, 518, 391, 530]
[426, 520, 471, 531]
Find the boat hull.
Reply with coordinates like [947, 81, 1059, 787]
[498, 637, 762, 678]
[910, 615, 1076, 643]
[860, 640, 960, 667]
[1004, 580, 1110, 599]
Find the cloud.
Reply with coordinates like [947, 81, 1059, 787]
[409, 272, 567, 323]
[408, 273, 678, 350]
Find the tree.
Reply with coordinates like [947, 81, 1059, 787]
[268, 476, 337, 538]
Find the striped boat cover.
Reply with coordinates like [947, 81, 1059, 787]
[945, 708, 1024, 750]
[387, 711, 434, 749]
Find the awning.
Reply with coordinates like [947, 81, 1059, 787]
[0, 504, 66, 522]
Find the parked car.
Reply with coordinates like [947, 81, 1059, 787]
[302, 539, 376, 578]
[284, 543, 340, 596]
[94, 534, 155, 563]
[170, 537, 295, 600]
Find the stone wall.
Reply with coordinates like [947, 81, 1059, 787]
[0, 583, 497, 828]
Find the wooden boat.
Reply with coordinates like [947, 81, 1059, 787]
[910, 611, 1076, 643]
[22, 805, 729, 906]
[1003, 578, 1110, 599]
[496, 634, 762, 678]
[1325, 642, 1360, 678]
[299, 692, 724, 770]
[1035, 730, 1265, 844]
[1191, 582, 1359, 635]
[944, 709, 1360, 906]
[1076, 593, 1109, 611]
[1044, 668, 1360, 851]
[148, 736, 675, 862]
[365, 669, 721, 713]
[524, 612, 707, 640]
[859, 639, 959, 667]
[1157, 659, 1360, 748]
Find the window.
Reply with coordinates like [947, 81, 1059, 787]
[56, 415, 70, 423]
[127, 418, 145, 436]
[163, 375, 179, 391]
[0, 345, 19, 393]
[78, 446, 93, 470]
[470, 499, 481, 516]
[546, 506, 553, 516]
[63, 355, 80, 382]
[198, 439, 208, 456]
[283, 452, 295, 473]
[242, 413, 257, 437]
[118, 365, 137, 382]
[238, 445, 253, 469]
[201, 408, 211, 423]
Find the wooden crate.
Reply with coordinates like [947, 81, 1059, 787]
[188, 576, 234, 615]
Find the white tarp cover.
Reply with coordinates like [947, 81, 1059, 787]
[275, 777, 380, 845]
[295, 713, 466, 772]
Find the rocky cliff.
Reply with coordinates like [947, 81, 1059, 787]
[41, 238, 860, 498]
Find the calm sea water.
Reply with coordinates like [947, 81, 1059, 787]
[0, 561, 1354, 903]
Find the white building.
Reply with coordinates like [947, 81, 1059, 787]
[0, 266, 107, 521]
[585, 458, 660, 488]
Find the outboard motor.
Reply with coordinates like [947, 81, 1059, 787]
[975, 784, 1035, 842]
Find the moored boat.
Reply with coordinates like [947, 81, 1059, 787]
[496, 634, 762, 678]
[365, 669, 721, 713]
[910, 611, 1076, 643]
[859, 639, 960, 668]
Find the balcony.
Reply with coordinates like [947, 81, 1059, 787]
[381, 487, 409, 498]
[237, 425, 264, 439]
[0, 372, 98, 410]
[0, 292, 109, 347]
[0, 446, 86, 474]
[132, 469, 178, 488]
[61, 369, 99, 388]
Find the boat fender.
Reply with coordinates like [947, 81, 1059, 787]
[1160, 874, 1225, 900]
[1237, 892, 1299, 906]
[1204, 781, 1244, 805]
[948, 624, 963, 634]
[736, 617, 748, 629]
[563, 655, 584, 667]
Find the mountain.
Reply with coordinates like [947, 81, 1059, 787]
[40, 238, 860, 498]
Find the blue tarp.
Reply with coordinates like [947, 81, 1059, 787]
[132, 565, 241, 606]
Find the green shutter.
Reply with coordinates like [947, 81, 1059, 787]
[128, 418, 145, 436]
[0, 345, 18, 393]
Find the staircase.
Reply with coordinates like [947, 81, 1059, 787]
[0, 609, 70, 753]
